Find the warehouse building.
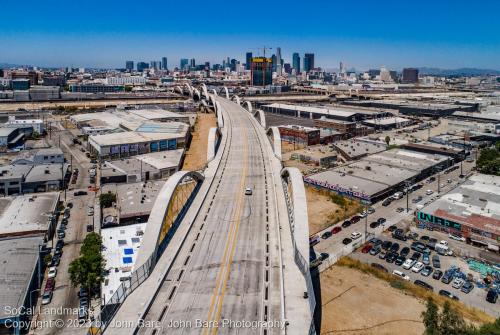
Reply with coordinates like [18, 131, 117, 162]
[416, 174, 500, 251]
[305, 148, 450, 202]
[334, 138, 387, 161]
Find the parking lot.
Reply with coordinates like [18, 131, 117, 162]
[350, 229, 499, 318]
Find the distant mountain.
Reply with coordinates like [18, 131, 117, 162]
[0, 62, 28, 68]
[418, 67, 500, 76]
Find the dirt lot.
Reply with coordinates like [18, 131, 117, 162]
[182, 112, 217, 171]
[306, 186, 362, 235]
[320, 266, 425, 335]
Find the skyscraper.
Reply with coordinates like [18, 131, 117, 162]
[275, 47, 282, 75]
[150, 61, 159, 70]
[292, 53, 300, 74]
[246, 52, 253, 70]
[180, 58, 189, 71]
[161, 57, 168, 71]
[190, 58, 196, 69]
[340, 61, 345, 74]
[137, 62, 149, 72]
[402, 68, 419, 83]
[251, 57, 272, 86]
[125, 61, 134, 71]
[303, 53, 315, 73]
[284, 63, 292, 74]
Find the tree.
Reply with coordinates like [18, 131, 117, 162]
[438, 302, 469, 335]
[99, 192, 117, 208]
[473, 317, 500, 335]
[476, 147, 500, 176]
[69, 233, 105, 293]
[422, 298, 439, 335]
[385, 135, 391, 146]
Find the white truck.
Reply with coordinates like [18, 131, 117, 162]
[435, 243, 452, 256]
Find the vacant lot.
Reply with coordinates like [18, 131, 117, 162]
[182, 112, 217, 171]
[306, 186, 362, 235]
[320, 266, 425, 335]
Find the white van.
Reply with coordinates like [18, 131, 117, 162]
[351, 231, 362, 240]
[392, 269, 410, 281]
[392, 192, 403, 200]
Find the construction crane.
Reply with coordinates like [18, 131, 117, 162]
[252, 46, 273, 58]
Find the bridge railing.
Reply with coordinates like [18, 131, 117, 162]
[281, 177, 316, 327]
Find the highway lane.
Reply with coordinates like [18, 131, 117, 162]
[137, 97, 281, 334]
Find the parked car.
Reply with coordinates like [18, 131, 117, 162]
[331, 226, 342, 234]
[341, 220, 351, 228]
[387, 225, 397, 232]
[86, 224, 94, 232]
[381, 241, 393, 250]
[411, 262, 424, 273]
[382, 199, 392, 206]
[410, 252, 421, 261]
[422, 253, 430, 265]
[351, 215, 361, 223]
[385, 252, 398, 263]
[350, 231, 362, 240]
[377, 217, 387, 224]
[47, 267, 57, 279]
[57, 231, 65, 239]
[439, 290, 459, 300]
[49, 255, 60, 267]
[414, 280, 433, 291]
[42, 291, 53, 305]
[392, 269, 410, 281]
[461, 281, 474, 294]
[426, 189, 434, 195]
[390, 243, 400, 253]
[452, 278, 465, 289]
[449, 233, 466, 242]
[378, 251, 387, 260]
[367, 207, 375, 214]
[369, 221, 379, 229]
[361, 244, 373, 253]
[486, 289, 498, 303]
[432, 270, 443, 280]
[400, 247, 410, 258]
[87, 207, 94, 216]
[395, 256, 406, 266]
[321, 231, 332, 239]
[369, 246, 381, 256]
[421, 266, 433, 277]
[369, 238, 382, 246]
[402, 259, 416, 270]
[244, 187, 252, 195]
[441, 272, 453, 284]
[342, 238, 352, 245]
[74, 191, 88, 196]
[432, 255, 441, 268]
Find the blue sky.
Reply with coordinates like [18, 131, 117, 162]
[1, 0, 499, 70]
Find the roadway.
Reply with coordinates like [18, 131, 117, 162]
[135, 97, 282, 334]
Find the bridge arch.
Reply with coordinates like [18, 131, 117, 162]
[174, 86, 183, 94]
[244, 101, 253, 113]
[193, 88, 201, 101]
[134, 171, 205, 268]
[266, 127, 282, 161]
[223, 86, 229, 99]
[231, 95, 241, 105]
[212, 88, 218, 96]
[253, 109, 266, 128]
[201, 84, 209, 98]
[215, 101, 224, 127]
[207, 127, 222, 162]
[185, 84, 193, 97]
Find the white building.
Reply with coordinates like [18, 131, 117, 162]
[4, 116, 44, 133]
[106, 76, 146, 86]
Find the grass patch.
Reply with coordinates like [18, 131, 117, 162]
[336, 257, 494, 324]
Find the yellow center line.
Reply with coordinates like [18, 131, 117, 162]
[210, 132, 249, 334]
[203, 118, 249, 334]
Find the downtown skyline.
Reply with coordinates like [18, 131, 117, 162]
[1, 0, 499, 70]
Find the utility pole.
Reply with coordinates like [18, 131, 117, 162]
[405, 180, 411, 213]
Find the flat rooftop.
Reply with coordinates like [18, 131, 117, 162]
[334, 139, 387, 158]
[420, 174, 500, 237]
[0, 192, 59, 237]
[363, 116, 411, 126]
[89, 129, 187, 147]
[102, 181, 166, 219]
[101, 223, 146, 302]
[24, 164, 69, 183]
[363, 149, 449, 172]
[264, 103, 356, 118]
[135, 150, 185, 171]
[0, 236, 45, 319]
[0, 164, 33, 180]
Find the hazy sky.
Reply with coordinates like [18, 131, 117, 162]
[1, 0, 499, 70]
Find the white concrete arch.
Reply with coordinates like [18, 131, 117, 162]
[207, 127, 222, 162]
[215, 101, 224, 127]
[212, 89, 218, 96]
[193, 88, 201, 100]
[223, 86, 229, 99]
[185, 84, 193, 97]
[175, 86, 183, 94]
[201, 84, 209, 98]
[134, 171, 205, 268]
[253, 109, 266, 128]
[244, 101, 253, 113]
[266, 127, 282, 161]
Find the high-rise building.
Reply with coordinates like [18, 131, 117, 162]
[180, 59, 189, 71]
[402, 68, 419, 83]
[340, 61, 345, 74]
[292, 53, 300, 74]
[125, 61, 134, 72]
[380, 66, 392, 82]
[284, 63, 292, 74]
[230, 59, 237, 72]
[275, 47, 282, 75]
[251, 57, 272, 86]
[190, 58, 196, 69]
[137, 62, 149, 72]
[245, 52, 253, 70]
[303, 53, 315, 73]
[271, 54, 277, 72]
[150, 61, 160, 70]
[161, 57, 168, 71]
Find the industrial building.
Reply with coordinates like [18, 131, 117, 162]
[313, 118, 374, 139]
[69, 83, 124, 93]
[100, 149, 185, 184]
[361, 116, 413, 130]
[416, 174, 500, 251]
[261, 103, 391, 122]
[88, 122, 189, 160]
[333, 138, 387, 161]
[343, 100, 476, 117]
[0, 127, 25, 149]
[305, 148, 451, 202]
[278, 125, 320, 146]
[4, 116, 45, 134]
[11, 148, 64, 165]
[0, 163, 69, 195]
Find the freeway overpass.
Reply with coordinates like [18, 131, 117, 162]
[98, 93, 314, 335]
